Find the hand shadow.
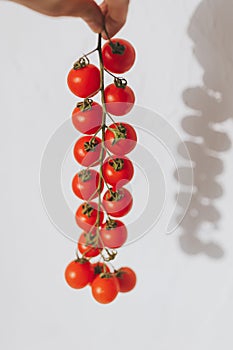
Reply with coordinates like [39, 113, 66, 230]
[175, 0, 233, 258]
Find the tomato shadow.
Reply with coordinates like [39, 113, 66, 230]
[175, 0, 233, 258]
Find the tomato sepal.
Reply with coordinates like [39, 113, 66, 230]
[109, 41, 126, 55]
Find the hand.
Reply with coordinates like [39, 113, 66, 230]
[10, 0, 129, 38]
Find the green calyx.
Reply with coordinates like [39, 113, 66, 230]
[109, 158, 124, 171]
[109, 41, 126, 55]
[105, 219, 118, 230]
[84, 231, 99, 247]
[93, 263, 105, 275]
[84, 138, 98, 152]
[100, 272, 113, 279]
[115, 269, 126, 278]
[82, 203, 94, 217]
[78, 169, 92, 182]
[73, 56, 89, 70]
[111, 124, 127, 145]
[76, 98, 93, 112]
[74, 256, 89, 264]
[108, 188, 125, 202]
[114, 77, 127, 89]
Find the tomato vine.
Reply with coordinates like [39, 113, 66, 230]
[65, 31, 137, 304]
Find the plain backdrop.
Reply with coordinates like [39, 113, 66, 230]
[1, 0, 233, 349]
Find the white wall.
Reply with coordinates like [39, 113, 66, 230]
[1, 0, 233, 349]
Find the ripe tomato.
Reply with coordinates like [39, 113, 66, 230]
[67, 64, 100, 98]
[102, 156, 134, 188]
[89, 262, 110, 284]
[75, 201, 104, 232]
[116, 267, 137, 293]
[91, 274, 119, 304]
[73, 136, 104, 167]
[104, 83, 135, 116]
[78, 231, 102, 258]
[105, 123, 137, 156]
[100, 219, 128, 249]
[102, 187, 133, 217]
[72, 100, 102, 135]
[65, 260, 92, 289]
[72, 169, 103, 201]
[102, 38, 136, 74]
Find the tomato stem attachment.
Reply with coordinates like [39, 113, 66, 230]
[114, 77, 128, 88]
[76, 98, 93, 111]
[75, 250, 89, 264]
[73, 56, 90, 70]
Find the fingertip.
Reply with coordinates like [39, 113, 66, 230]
[102, 19, 125, 39]
[101, 31, 108, 40]
[86, 20, 103, 34]
[84, 14, 104, 34]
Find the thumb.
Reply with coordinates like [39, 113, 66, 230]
[100, 0, 129, 39]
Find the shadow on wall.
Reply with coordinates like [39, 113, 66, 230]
[175, 0, 233, 258]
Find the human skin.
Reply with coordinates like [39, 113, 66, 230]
[9, 0, 129, 38]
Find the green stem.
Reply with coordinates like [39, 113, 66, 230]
[88, 34, 118, 263]
[103, 24, 113, 43]
[89, 126, 102, 142]
[82, 47, 98, 57]
[95, 33, 107, 229]
[99, 171, 112, 191]
[106, 112, 119, 128]
[104, 68, 118, 79]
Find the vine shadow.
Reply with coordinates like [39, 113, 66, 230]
[175, 0, 233, 258]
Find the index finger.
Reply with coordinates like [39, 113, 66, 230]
[100, 0, 129, 39]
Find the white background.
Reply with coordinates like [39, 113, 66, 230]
[1, 0, 233, 349]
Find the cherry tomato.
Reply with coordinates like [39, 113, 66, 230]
[91, 274, 119, 304]
[72, 100, 102, 135]
[73, 136, 104, 167]
[102, 156, 134, 188]
[116, 267, 137, 293]
[100, 219, 128, 249]
[72, 169, 104, 201]
[102, 187, 133, 217]
[65, 260, 92, 289]
[75, 201, 104, 232]
[78, 231, 102, 258]
[105, 123, 137, 156]
[89, 262, 110, 284]
[67, 64, 100, 98]
[102, 38, 136, 74]
[104, 83, 135, 116]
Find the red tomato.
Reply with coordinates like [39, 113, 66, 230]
[67, 64, 100, 98]
[102, 187, 133, 217]
[72, 100, 102, 135]
[75, 201, 104, 232]
[105, 123, 137, 155]
[104, 83, 135, 116]
[72, 169, 103, 201]
[102, 38, 136, 74]
[89, 262, 110, 284]
[78, 231, 102, 258]
[116, 267, 137, 293]
[102, 156, 134, 188]
[91, 274, 119, 304]
[65, 260, 92, 289]
[73, 136, 104, 167]
[100, 219, 128, 249]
